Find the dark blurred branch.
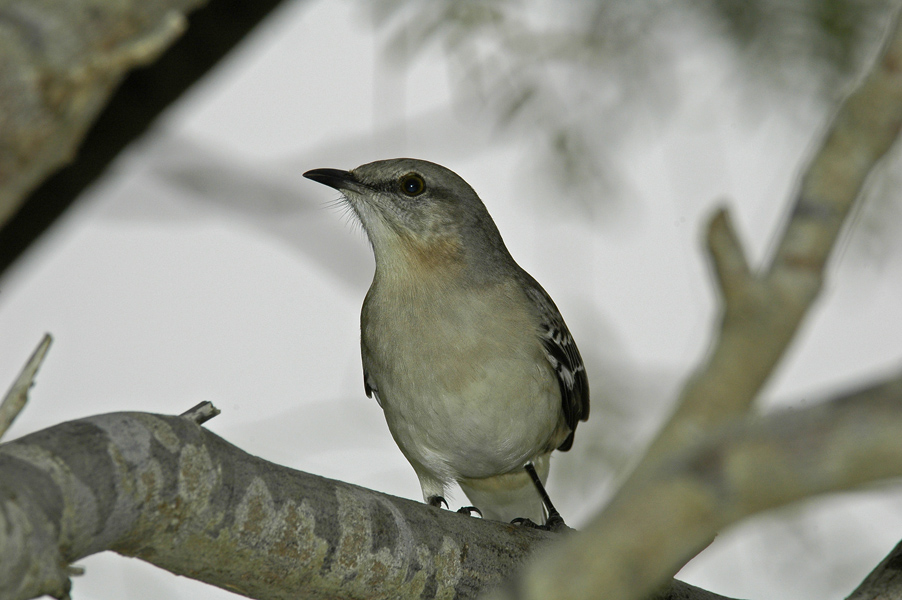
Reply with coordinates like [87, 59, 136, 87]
[0, 0, 293, 280]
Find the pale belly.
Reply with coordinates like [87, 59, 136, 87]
[379, 352, 560, 481]
[362, 279, 562, 482]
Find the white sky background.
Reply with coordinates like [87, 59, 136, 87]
[2, 1, 902, 598]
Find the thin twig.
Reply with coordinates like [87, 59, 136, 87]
[180, 401, 220, 425]
[0, 334, 52, 440]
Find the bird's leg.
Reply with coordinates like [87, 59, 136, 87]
[524, 462, 564, 528]
[512, 463, 572, 532]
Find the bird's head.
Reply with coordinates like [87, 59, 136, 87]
[304, 158, 510, 279]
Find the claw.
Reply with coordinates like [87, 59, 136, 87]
[510, 515, 571, 532]
[427, 495, 449, 509]
[542, 513, 573, 533]
[510, 517, 540, 528]
[457, 506, 483, 518]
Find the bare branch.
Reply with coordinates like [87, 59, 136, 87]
[491, 9, 902, 600]
[704, 208, 751, 305]
[0, 0, 295, 280]
[0, 334, 52, 440]
[4, 377, 901, 600]
[623, 2, 902, 491]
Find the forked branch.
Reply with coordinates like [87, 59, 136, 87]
[491, 8, 902, 600]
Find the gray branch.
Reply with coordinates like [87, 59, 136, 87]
[495, 374, 902, 600]
[2, 377, 902, 600]
[630, 4, 902, 484]
[0, 410, 556, 600]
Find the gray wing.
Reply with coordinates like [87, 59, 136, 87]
[524, 283, 590, 452]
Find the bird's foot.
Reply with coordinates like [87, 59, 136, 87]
[510, 517, 540, 528]
[510, 510, 573, 533]
[427, 496, 449, 509]
[427, 496, 482, 518]
[518, 462, 574, 532]
[542, 510, 573, 533]
[456, 506, 482, 518]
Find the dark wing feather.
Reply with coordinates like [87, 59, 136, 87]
[524, 284, 590, 452]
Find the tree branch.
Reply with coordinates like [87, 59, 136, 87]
[487, 7, 902, 600]
[3, 378, 901, 600]
[0, 410, 558, 600]
[0, 0, 200, 230]
[493, 372, 902, 600]
[179, 400, 221, 425]
[630, 6, 902, 476]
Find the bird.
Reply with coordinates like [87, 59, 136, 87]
[303, 158, 589, 527]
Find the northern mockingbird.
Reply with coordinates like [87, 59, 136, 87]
[304, 158, 589, 527]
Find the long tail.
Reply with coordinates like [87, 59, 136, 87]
[458, 454, 550, 524]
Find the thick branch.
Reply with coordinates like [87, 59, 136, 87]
[512, 16, 902, 600]
[492, 12, 902, 599]
[0, 411, 558, 600]
[4, 378, 901, 600]
[494, 372, 902, 600]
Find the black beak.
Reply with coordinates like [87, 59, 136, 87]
[303, 168, 361, 192]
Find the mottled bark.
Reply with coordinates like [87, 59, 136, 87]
[0, 410, 556, 600]
[3, 384, 902, 600]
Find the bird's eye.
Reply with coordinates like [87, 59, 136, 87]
[399, 173, 426, 197]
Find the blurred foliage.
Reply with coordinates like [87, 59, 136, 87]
[367, 0, 898, 219]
